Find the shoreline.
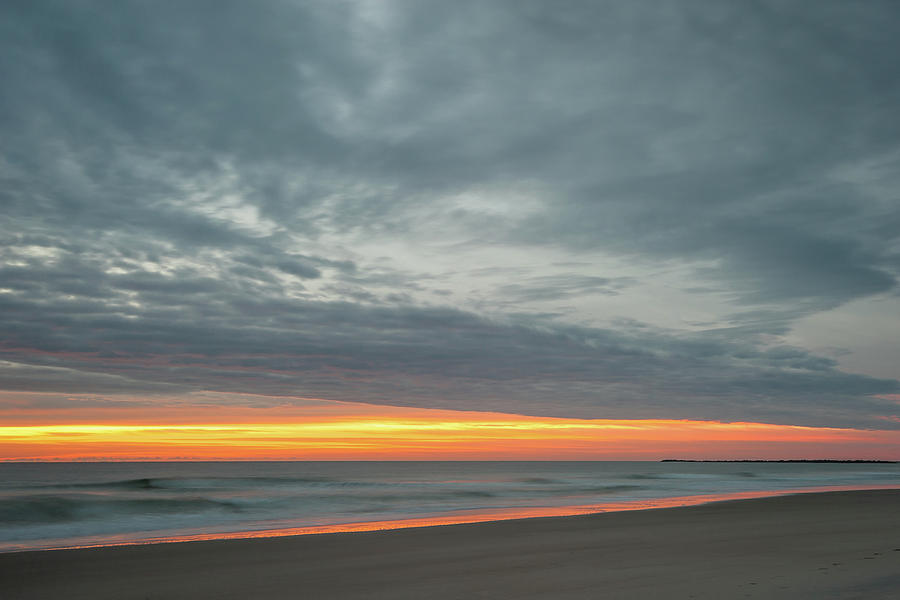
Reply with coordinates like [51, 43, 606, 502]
[3, 488, 899, 599]
[3, 482, 899, 554]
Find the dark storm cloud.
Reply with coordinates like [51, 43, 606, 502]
[1, 0, 899, 428]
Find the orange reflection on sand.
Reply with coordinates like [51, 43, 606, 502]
[34, 484, 900, 553]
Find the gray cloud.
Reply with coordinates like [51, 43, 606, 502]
[497, 275, 634, 303]
[0, 361, 185, 395]
[1, 0, 899, 429]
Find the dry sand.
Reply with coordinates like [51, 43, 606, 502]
[2, 489, 899, 599]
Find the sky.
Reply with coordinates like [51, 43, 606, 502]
[1, 0, 899, 460]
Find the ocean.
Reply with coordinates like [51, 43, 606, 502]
[1, 461, 898, 552]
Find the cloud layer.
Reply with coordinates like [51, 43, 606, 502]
[2, 0, 899, 429]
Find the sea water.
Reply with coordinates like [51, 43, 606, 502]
[1, 461, 898, 552]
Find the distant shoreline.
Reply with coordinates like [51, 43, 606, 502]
[661, 459, 897, 463]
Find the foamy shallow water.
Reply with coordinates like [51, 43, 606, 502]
[1, 461, 898, 552]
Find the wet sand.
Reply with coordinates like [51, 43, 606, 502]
[2, 489, 899, 599]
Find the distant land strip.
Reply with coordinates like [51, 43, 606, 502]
[660, 459, 898, 463]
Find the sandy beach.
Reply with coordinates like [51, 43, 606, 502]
[2, 488, 898, 599]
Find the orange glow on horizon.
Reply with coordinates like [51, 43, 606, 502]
[1, 393, 899, 461]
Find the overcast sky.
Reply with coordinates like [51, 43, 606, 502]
[2, 0, 899, 430]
